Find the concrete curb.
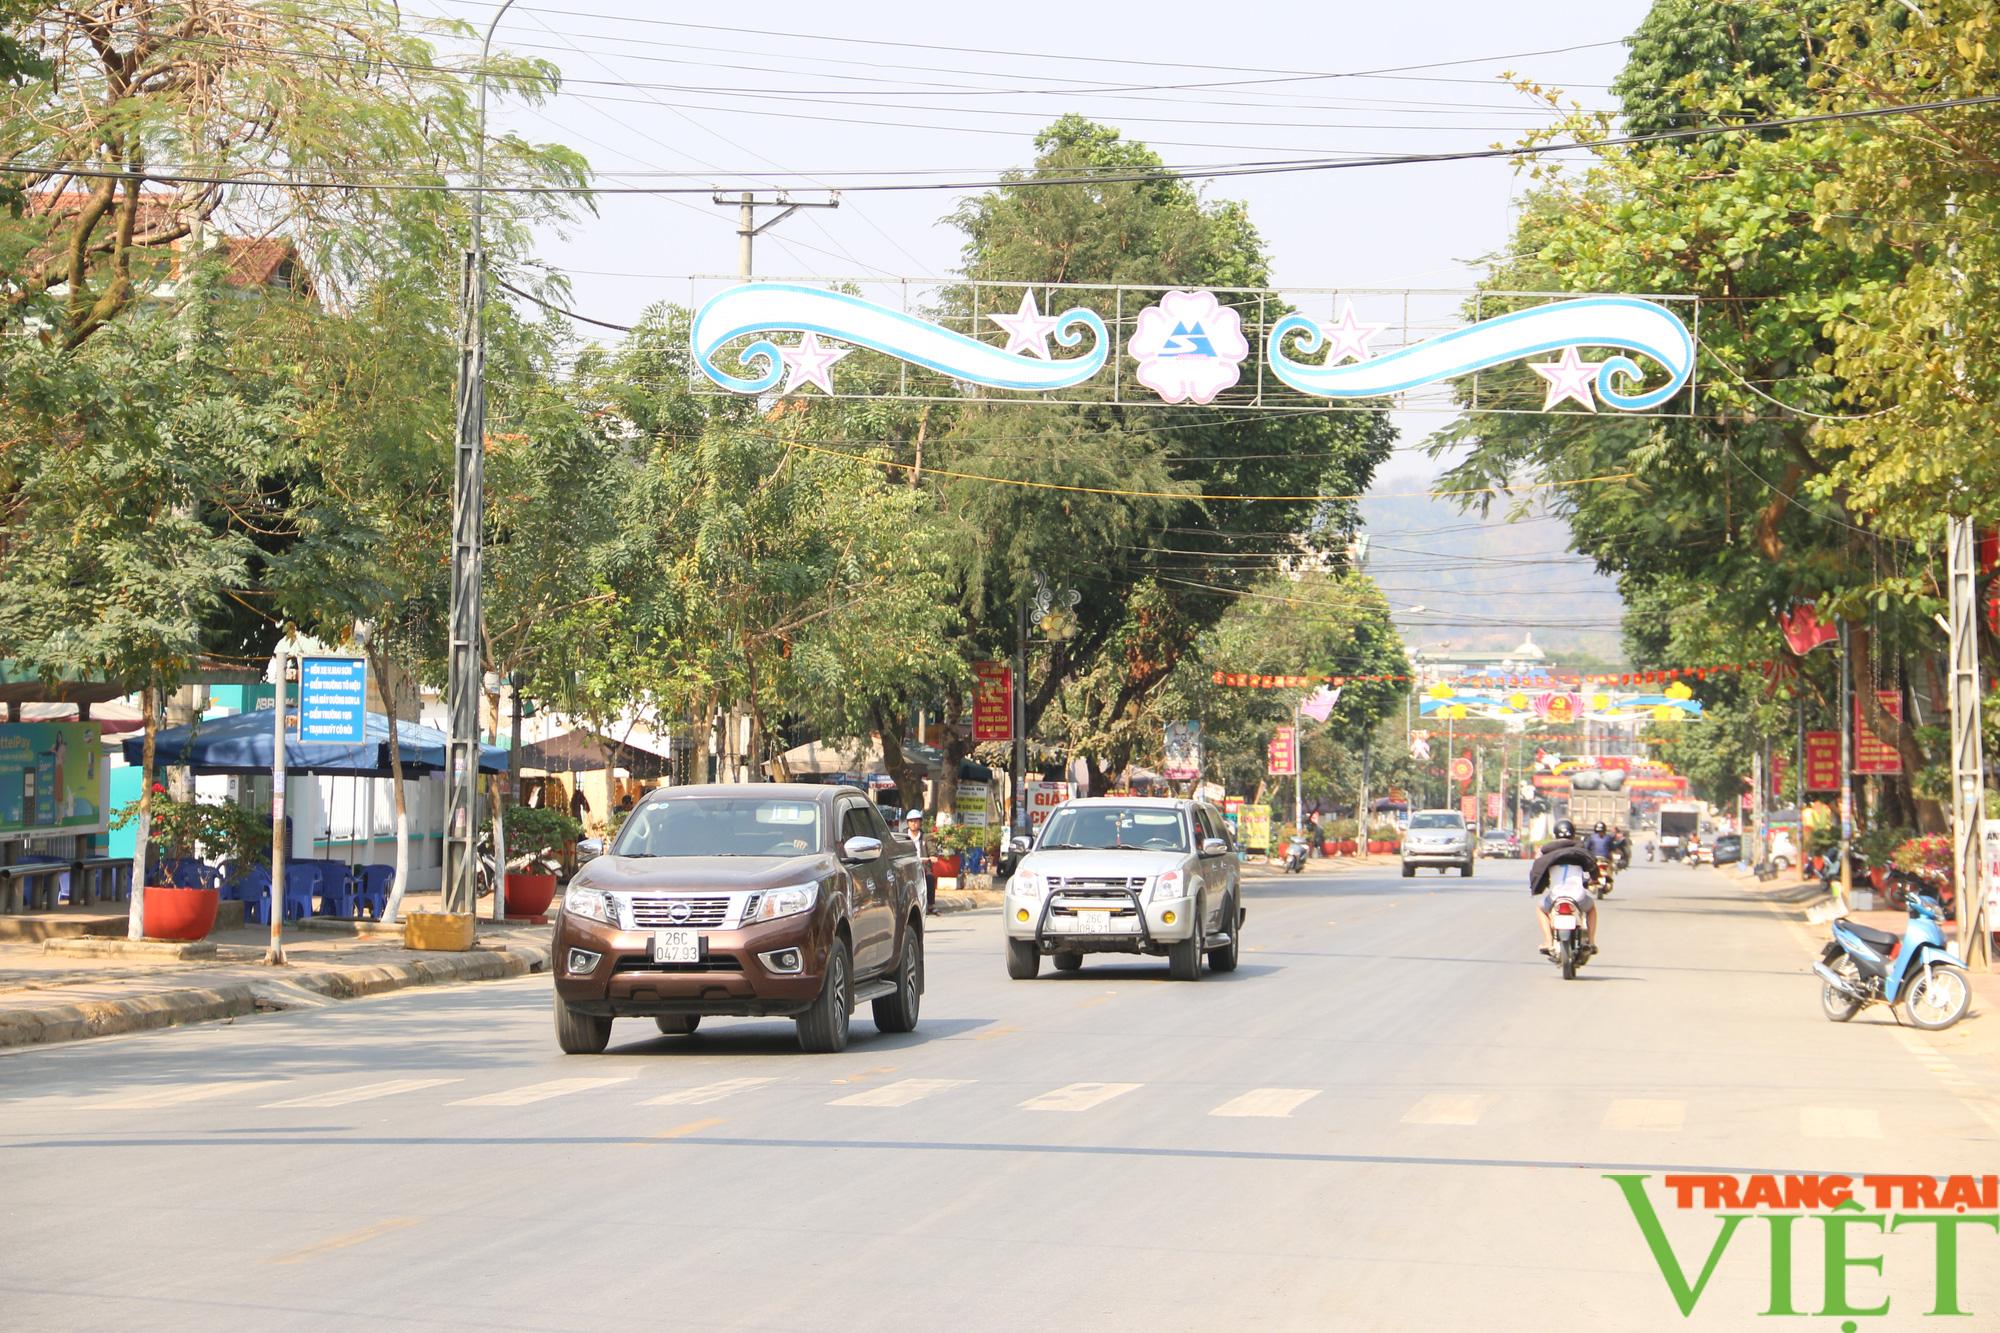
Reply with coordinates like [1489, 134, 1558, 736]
[0, 942, 550, 1051]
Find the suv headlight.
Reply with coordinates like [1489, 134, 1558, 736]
[1150, 869, 1185, 901]
[1011, 870, 1045, 898]
[750, 882, 818, 923]
[563, 886, 618, 925]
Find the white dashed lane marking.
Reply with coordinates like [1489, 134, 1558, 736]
[449, 1076, 634, 1108]
[1799, 1106, 1882, 1140]
[88, 1081, 282, 1110]
[1400, 1094, 1489, 1126]
[1020, 1082, 1142, 1113]
[263, 1078, 462, 1108]
[829, 1079, 970, 1108]
[643, 1077, 779, 1107]
[1209, 1088, 1321, 1119]
[1601, 1099, 1685, 1132]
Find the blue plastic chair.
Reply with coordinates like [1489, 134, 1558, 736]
[232, 865, 274, 925]
[357, 865, 394, 920]
[280, 862, 319, 921]
[316, 864, 363, 919]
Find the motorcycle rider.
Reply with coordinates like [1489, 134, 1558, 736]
[1583, 820, 1618, 893]
[1531, 818, 1599, 957]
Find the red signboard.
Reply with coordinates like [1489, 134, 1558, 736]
[1486, 792, 1503, 821]
[1853, 690, 1903, 775]
[1804, 731, 1841, 792]
[1771, 753, 1785, 798]
[1267, 726, 1298, 777]
[1460, 795, 1477, 825]
[972, 661, 1012, 743]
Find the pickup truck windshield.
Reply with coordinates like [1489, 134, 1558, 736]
[1038, 806, 1188, 852]
[1409, 813, 1465, 830]
[613, 799, 823, 858]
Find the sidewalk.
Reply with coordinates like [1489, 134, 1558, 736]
[1723, 860, 2000, 1063]
[0, 882, 1007, 1051]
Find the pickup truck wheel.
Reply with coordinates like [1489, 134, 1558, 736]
[1006, 938, 1041, 980]
[554, 993, 611, 1055]
[1167, 905, 1205, 982]
[1401, 862, 1415, 878]
[653, 1015, 700, 1036]
[1459, 860, 1475, 878]
[872, 926, 923, 1034]
[1052, 951, 1083, 972]
[795, 938, 852, 1054]
[1206, 897, 1240, 973]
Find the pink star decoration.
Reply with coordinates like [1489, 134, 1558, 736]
[1319, 302, 1386, 364]
[778, 332, 852, 396]
[987, 291, 1061, 359]
[1530, 345, 1600, 411]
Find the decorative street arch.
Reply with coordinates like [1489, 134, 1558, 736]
[689, 278, 1698, 416]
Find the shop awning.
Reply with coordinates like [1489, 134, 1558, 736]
[123, 711, 508, 776]
[518, 728, 674, 778]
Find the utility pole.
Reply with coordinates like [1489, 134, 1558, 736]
[1292, 697, 1303, 837]
[1357, 735, 1371, 860]
[712, 190, 841, 280]
[1838, 617, 1854, 906]
[1946, 518, 1991, 967]
[1012, 598, 1027, 836]
[703, 193, 839, 788]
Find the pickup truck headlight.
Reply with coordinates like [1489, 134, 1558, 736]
[1149, 869, 1185, 902]
[1011, 870, 1045, 898]
[563, 886, 618, 925]
[750, 882, 818, 923]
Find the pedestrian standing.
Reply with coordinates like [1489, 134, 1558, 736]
[908, 813, 936, 915]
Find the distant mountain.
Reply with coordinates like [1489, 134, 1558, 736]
[1357, 484, 1628, 668]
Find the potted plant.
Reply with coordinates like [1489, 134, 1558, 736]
[488, 805, 584, 919]
[930, 822, 977, 880]
[1857, 826, 1912, 890]
[113, 785, 223, 941]
[1328, 817, 1358, 856]
[1368, 822, 1400, 854]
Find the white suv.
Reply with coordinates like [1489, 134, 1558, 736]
[1402, 809, 1475, 877]
[1003, 797, 1243, 981]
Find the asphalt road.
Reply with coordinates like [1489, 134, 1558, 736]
[4, 858, 1997, 1332]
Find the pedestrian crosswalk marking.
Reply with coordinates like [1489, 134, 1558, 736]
[1602, 1099, 1685, 1132]
[1800, 1106, 1882, 1140]
[262, 1078, 462, 1109]
[90, 1080, 282, 1110]
[1020, 1082, 1141, 1112]
[643, 1077, 778, 1107]
[450, 1076, 633, 1107]
[1209, 1088, 1319, 1119]
[829, 1078, 970, 1108]
[1401, 1094, 1488, 1126]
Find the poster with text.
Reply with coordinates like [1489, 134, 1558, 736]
[1853, 691, 1903, 775]
[0, 722, 109, 838]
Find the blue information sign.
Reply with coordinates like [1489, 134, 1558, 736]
[298, 656, 368, 745]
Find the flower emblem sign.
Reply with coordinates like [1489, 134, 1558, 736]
[1128, 290, 1249, 405]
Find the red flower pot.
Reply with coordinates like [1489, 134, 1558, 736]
[503, 872, 557, 920]
[142, 885, 219, 941]
[1322, 840, 1337, 856]
[1341, 839, 1358, 856]
[1869, 866, 1888, 891]
[931, 854, 961, 879]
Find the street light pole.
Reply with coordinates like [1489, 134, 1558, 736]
[444, 0, 518, 919]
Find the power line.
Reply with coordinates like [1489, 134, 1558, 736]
[13, 88, 1998, 195]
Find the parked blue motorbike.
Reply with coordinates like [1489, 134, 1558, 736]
[1814, 889, 1972, 1030]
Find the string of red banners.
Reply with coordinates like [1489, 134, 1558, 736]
[1210, 661, 1780, 690]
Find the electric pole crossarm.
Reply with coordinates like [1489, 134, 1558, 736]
[712, 191, 841, 280]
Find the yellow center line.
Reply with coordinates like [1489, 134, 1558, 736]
[830, 1065, 897, 1086]
[653, 1117, 724, 1140]
[268, 1218, 419, 1266]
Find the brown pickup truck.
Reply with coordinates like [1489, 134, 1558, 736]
[551, 783, 925, 1054]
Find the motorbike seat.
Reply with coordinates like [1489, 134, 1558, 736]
[1841, 921, 1901, 952]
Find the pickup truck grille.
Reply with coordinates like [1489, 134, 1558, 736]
[627, 894, 732, 929]
[1047, 876, 1147, 894]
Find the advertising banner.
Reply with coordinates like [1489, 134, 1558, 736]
[1460, 795, 1477, 825]
[1238, 804, 1272, 852]
[0, 722, 109, 837]
[1804, 731, 1841, 791]
[1486, 792, 1503, 821]
[954, 780, 992, 828]
[1162, 721, 1202, 782]
[1025, 780, 1068, 830]
[972, 661, 1012, 743]
[1853, 690, 1903, 775]
[299, 656, 367, 745]
[1267, 726, 1298, 777]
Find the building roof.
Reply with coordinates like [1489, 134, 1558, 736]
[22, 190, 312, 295]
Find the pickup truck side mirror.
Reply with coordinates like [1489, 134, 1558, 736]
[575, 838, 603, 864]
[842, 835, 883, 863]
[1010, 835, 1033, 855]
[1200, 837, 1228, 857]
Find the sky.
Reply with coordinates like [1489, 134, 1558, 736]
[413, 0, 1654, 651]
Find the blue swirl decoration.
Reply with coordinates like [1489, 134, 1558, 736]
[1268, 296, 1694, 411]
[692, 283, 1108, 394]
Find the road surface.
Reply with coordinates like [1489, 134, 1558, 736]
[4, 859, 1995, 1331]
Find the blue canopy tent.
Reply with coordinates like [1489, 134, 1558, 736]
[124, 710, 508, 776]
